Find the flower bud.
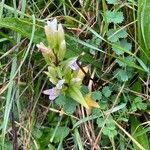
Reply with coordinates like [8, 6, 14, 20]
[36, 42, 55, 64]
[57, 40, 66, 61]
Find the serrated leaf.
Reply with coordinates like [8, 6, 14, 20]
[92, 91, 102, 101]
[107, 29, 128, 42]
[102, 86, 112, 98]
[116, 56, 135, 67]
[131, 97, 147, 112]
[114, 69, 129, 82]
[97, 117, 105, 127]
[106, 0, 118, 4]
[106, 11, 124, 24]
[112, 39, 132, 55]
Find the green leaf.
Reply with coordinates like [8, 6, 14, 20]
[64, 97, 77, 114]
[116, 56, 135, 67]
[106, 0, 118, 4]
[55, 94, 66, 107]
[114, 69, 129, 82]
[130, 116, 150, 150]
[96, 117, 105, 127]
[102, 86, 112, 98]
[68, 86, 89, 109]
[107, 28, 128, 42]
[106, 11, 124, 24]
[118, 69, 129, 81]
[131, 97, 147, 112]
[32, 128, 43, 139]
[103, 126, 117, 138]
[0, 17, 45, 44]
[92, 91, 102, 101]
[112, 39, 132, 55]
[54, 126, 70, 143]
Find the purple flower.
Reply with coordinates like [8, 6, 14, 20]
[43, 87, 59, 100]
[69, 59, 80, 71]
[48, 88, 59, 100]
[56, 79, 65, 89]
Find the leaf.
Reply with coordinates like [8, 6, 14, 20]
[114, 69, 129, 82]
[131, 97, 147, 112]
[91, 91, 102, 101]
[64, 97, 78, 114]
[106, 0, 118, 4]
[106, 11, 124, 24]
[68, 86, 89, 109]
[103, 127, 117, 138]
[138, 0, 150, 64]
[118, 69, 129, 81]
[84, 93, 100, 109]
[96, 117, 105, 127]
[55, 94, 66, 107]
[54, 126, 70, 143]
[107, 28, 128, 42]
[102, 86, 112, 98]
[0, 17, 45, 44]
[112, 39, 132, 55]
[130, 116, 150, 150]
[116, 56, 135, 67]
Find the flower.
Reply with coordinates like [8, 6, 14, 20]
[36, 42, 50, 53]
[36, 42, 55, 64]
[43, 87, 60, 100]
[44, 18, 66, 61]
[56, 79, 65, 89]
[47, 18, 57, 32]
[69, 59, 80, 71]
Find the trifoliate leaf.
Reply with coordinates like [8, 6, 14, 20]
[106, 0, 118, 4]
[107, 29, 128, 42]
[102, 86, 112, 98]
[112, 39, 132, 55]
[92, 91, 102, 101]
[106, 11, 124, 24]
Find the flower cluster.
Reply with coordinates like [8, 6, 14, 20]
[37, 18, 99, 109]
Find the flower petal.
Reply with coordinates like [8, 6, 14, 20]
[43, 88, 59, 100]
[69, 59, 79, 71]
[56, 79, 65, 89]
[47, 18, 57, 31]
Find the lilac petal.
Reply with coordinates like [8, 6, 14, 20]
[69, 59, 79, 71]
[56, 79, 65, 89]
[48, 88, 59, 100]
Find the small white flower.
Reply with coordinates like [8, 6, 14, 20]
[47, 18, 57, 32]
